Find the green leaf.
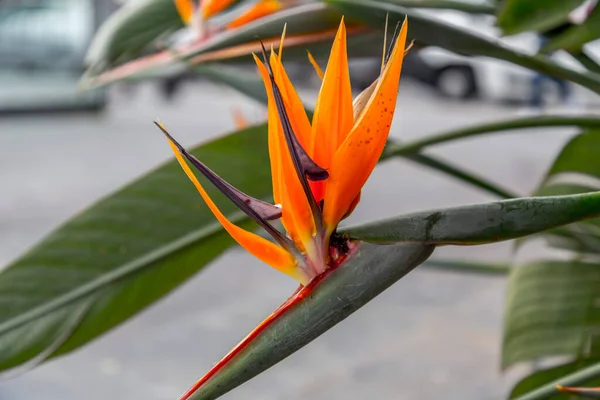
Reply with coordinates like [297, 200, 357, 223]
[541, 129, 600, 181]
[182, 242, 434, 400]
[545, 5, 600, 52]
[340, 193, 600, 244]
[85, 0, 183, 71]
[510, 360, 600, 399]
[497, 0, 585, 35]
[324, 0, 600, 93]
[514, 362, 600, 400]
[0, 123, 272, 372]
[502, 260, 600, 369]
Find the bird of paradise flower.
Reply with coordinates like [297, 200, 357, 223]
[156, 16, 409, 400]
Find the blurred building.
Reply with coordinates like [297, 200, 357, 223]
[0, 0, 118, 112]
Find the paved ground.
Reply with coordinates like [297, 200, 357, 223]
[0, 79, 580, 400]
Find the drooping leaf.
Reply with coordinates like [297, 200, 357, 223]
[0, 123, 272, 372]
[545, 4, 600, 52]
[502, 260, 600, 369]
[340, 192, 600, 244]
[181, 242, 434, 400]
[510, 360, 600, 399]
[496, 0, 585, 35]
[324, 0, 600, 93]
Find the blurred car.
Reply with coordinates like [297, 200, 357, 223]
[350, 8, 600, 105]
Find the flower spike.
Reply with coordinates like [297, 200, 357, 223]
[168, 19, 411, 397]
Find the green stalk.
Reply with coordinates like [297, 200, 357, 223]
[384, 116, 600, 157]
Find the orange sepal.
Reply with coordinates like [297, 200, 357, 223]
[268, 51, 312, 150]
[201, 0, 236, 18]
[309, 19, 354, 203]
[253, 55, 316, 250]
[306, 50, 324, 81]
[322, 19, 408, 233]
[164, 131, 305, 283]
[174, 0, 195, 25]
[227, 0, 281, 29]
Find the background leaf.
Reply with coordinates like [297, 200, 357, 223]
[0, 124, 272, 372]
[504, 129, 600, 396]
[497, 0, 585, 35]
[502, 260, 600, 369]
[85, 0, 183, 71]
[545, 3, 600, 52]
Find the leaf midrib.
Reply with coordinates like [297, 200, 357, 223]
[0, 209, 250, 337]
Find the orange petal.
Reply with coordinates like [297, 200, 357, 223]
[201, 0, 236, 18]
[306, 50, 324, 81]
[227, 0, 281, 29]
[164, 131, 305, 283]
[268, 51, 312, 151]
[309, 19, 354, 203]
[322, 19, 408, 234]
[174, 0, 195, 24]
[254, 55, 316, 250]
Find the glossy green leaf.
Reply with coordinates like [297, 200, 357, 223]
[545, 5, 600, 52]
[340, 192, 600, 244]
[511, 360, 600, 399]
[324, 0, 600, 93]
[85, 0, 183, 71]
[0, 123, 272, 372]
[515, 362, 600, 400]
[497, 0, 585, 35]
[181, 242, 434, 400]
[503, 260, 600, 369]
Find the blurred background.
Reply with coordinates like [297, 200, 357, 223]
[1, 0, 599, 399]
